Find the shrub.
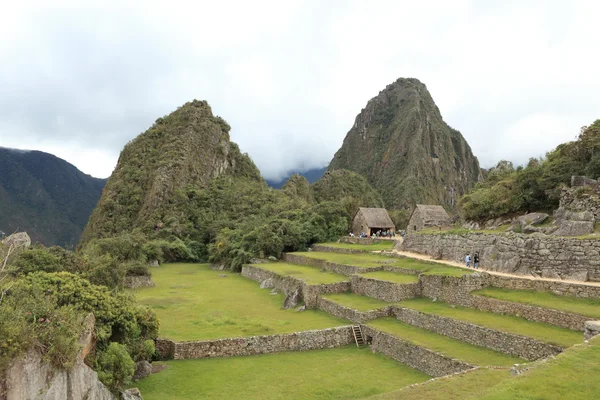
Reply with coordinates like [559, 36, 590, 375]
[96, 342, 135, 392]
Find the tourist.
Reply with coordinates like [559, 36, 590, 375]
[465, 254, 471, 268]
[474, 252, 480, 269]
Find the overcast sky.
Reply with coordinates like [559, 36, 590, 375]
[1, 0, 599, 180]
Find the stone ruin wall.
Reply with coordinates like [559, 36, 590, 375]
[281, 253, 380, 276]
[124, 275, 155, 289]
[391, 307, 562, 361]
[155, 327, 354, 360]
[311, 244, 368, 254]
[351, 275, 421, 302]
[402, 232, 600, 282]
[316, 297, 391, 324]
[360, 326, 473, 377]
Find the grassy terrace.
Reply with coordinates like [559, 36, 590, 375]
[398, 298, 582, 348]
[359, 270, 419, 284]
[323, 293, 392, 312]
[320, 241, 396, 251]
[368, 318, 524, 367]
[133, 264, 346, 341]
[251, 262, 348, 284]
[134, 346, 430, 400]
[473, 287, 600, 319]
[294, 251, 469, 277]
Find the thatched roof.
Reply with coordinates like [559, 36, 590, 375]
[413, 204, 451, 224]
[355, 207, 395, 228]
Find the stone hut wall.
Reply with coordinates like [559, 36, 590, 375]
[361, 326, 473, 377]
[350, 275, 421, 302]
[316, 298, 391, 323]
[158, 327, 354, 360]
[391, 307, 562, 360]
[402, 232, 600, 282]
[407, 207, 424, 234]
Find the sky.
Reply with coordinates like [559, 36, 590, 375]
[1, 0, 599, 180]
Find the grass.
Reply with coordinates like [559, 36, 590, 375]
[479, 336, 600, 400]
[398, 298, 582, 348]
[359, 271, 419, 284]
[368, 318, 524, 367]
[133, 345, 430, 400]
[133, 264, 347, 341]
[473, 287, 600, 319]
[364, 368, 510, 400]
[320, 241, 396, 251]
[252, 262, 349, 284]
[323, 293, 391, 312]
[295, 251, 470, 277]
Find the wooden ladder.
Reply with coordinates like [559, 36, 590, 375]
[352, 325, 365, 347]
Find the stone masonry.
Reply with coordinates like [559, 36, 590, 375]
[402, 232, 600, 282]
[351, 275, 421, 302]
[317, 297, 391, 324]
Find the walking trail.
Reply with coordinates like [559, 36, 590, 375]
[386, 248, 600, 288]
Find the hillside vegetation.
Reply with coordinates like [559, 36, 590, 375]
[460, 120, 600, 220]
[0, 148, 106, 247]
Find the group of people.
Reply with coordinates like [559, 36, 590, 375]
[349, 230, 396, 238]
[464, 252, 480, 269]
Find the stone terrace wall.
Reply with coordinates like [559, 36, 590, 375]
[471, 296, 589, 331]
[241, 265, 350, 308]
[351, 275, 421, 302]
[312, 244, 368, 254]
[487, 275, 600, 299]
[391, 307, 563, 360]
[281, 253, 380, 276]
[163, 327, 354, 360]
[340, 237, 386, 245]
[402, 232, 600, 282]
[361, 326, 473, 377]
[419, 274, 488, 307]
[155, 339, 175, 360]
[317, 297, 391, 323]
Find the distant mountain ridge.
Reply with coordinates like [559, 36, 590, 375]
[0, 147, 106, 247]
[266, 167, 327, 189]
[329, 78, 482, 210]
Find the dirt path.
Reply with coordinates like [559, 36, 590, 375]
[386, 249, 600, 288]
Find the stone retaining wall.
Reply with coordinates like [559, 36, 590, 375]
[241, 265, 350, 308]
[361, 326, 473, 377]
[487, 275, 600, 299]
[311, 244, 368, 254]
[391, 307, 563, 360]
[155, 339, 175, 360]
[351, 275, 421, 302]
[157, 327, 354, 360]
[281, 253, 380, 276]
[471, 296, 589, 331]
[402, 232, 600, 282]
[339, 237, 386, 245]
[124, 275, 154, 288]
[317, 297, 391, 323]
[419, 274, 488, 307]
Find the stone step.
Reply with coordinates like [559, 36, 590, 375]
[366, 317, 524, 367]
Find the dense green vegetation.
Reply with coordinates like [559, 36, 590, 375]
[473, 287, 600, 319]
[368, 318, 523, 367]
[0, 147, 106, 247]
[322, 293, 391, 311]
[133, 346, 430, 400]
[252, 262, 349, 284]
[133, 263, 346, 341]
[460, 120, 600, 220]
[399, 298, 582, 347]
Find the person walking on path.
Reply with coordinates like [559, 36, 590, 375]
[465, 254, 471, 268]
[474, 252, 480, 269]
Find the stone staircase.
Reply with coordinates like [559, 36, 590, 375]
[352, 325, 365, 347]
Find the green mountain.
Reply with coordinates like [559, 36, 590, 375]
[80, 100, 262, 244]
[328, 78, 482, 210]
[0, 147, 106, 247]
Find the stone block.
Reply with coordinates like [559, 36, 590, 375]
[584, 321, 600, 340]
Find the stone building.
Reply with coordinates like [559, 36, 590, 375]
[407, 205, 450, 233]
[351, 208, 395, 236]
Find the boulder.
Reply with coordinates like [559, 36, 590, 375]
[283, 288, 302, 309]
[294, 305, 306, 312]
[268, 256, 278, 261]
[122, 388, 144, 400]
[564, 270, 589, 282]
[553, 220, 594, 236]
[523, 225, 541, 234]
[260, 278, 274, 289]
[1, 232, 31, 248]
[518, 212, 549, 226]
[133, 361, 153, 380]
[584, 321, 600, 340]
[147, 259, 160, 268]
[541, 269, 561, 280]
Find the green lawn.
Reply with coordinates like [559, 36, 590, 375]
[368, 318, 524, 367]
[133, 346, 430, 400]
[295, 252, 469, 277]
[252, 262, 349, 284]
[473, 287, 600, 319]
[133, 264, 347, 341]
[364, 368, 510, 400]
[323, 293, 391, 312]
[398, 299, 582, 348]
[359, 271, 419, 284]
[320, 241, 396, 251]
[480, 336, 600, 400]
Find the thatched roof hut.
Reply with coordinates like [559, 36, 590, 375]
[351, 207, 395, 235]
[407, 205, 451, 233]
